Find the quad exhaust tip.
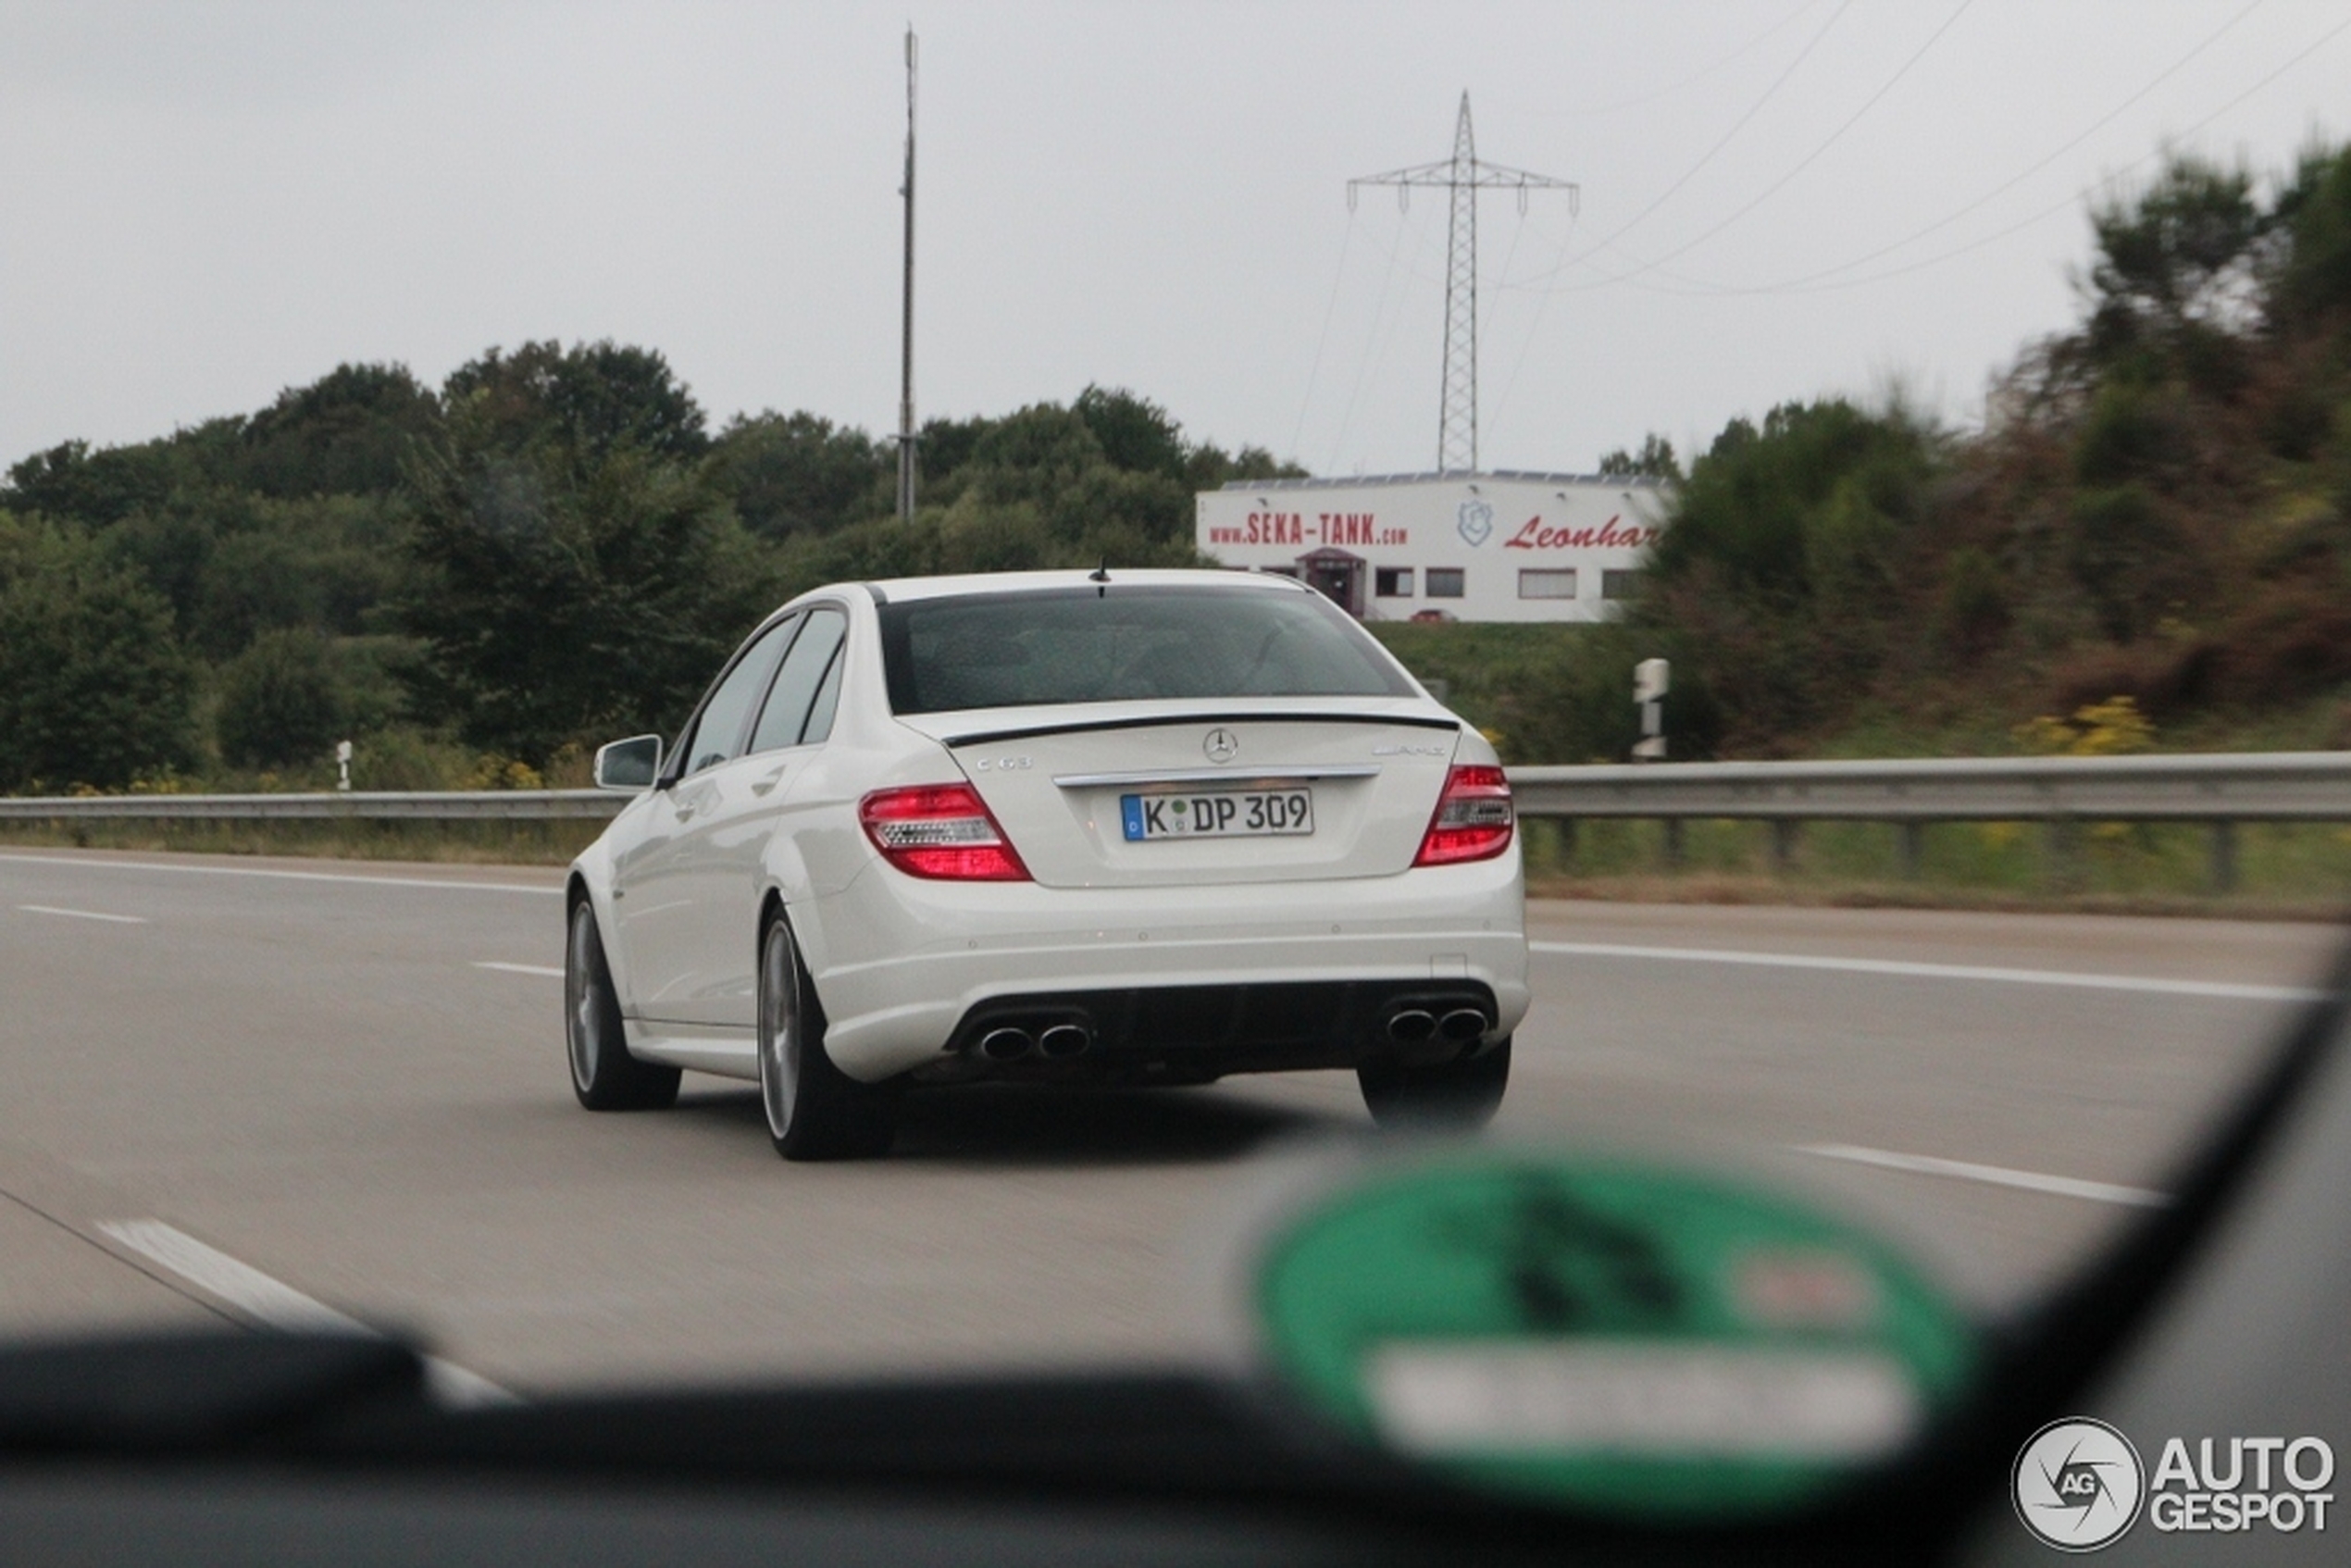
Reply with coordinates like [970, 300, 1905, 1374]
[1036, 1023, 1092, 1060]
[976, 1027, 1035, 1063]
[1386, 1009, 1437, 1044]
[1438, 1008, 1489, 1044]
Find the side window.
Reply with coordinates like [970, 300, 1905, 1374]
[678, 616, 799, 777]
[747, 608, 848, 754]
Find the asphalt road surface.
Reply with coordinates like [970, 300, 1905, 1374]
[0, 847, 2338, 1397]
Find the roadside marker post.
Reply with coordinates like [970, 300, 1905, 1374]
[1633, 659, 1669, 763]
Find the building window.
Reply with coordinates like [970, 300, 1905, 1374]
[1602, 568, 1641, 600]
[1425, 567, 1465, 598]
[1518, 568, 1577, 600]
[1375, 566, 1414, 598]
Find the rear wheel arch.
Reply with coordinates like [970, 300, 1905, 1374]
[757, 890, 797, 1006]
[755, 899, 895, 1159]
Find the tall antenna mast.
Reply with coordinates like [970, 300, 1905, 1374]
[1350, 93, 1577, 475]
[894, 27, 918, 520]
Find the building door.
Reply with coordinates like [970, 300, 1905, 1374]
[1297, 548, 1367, 616]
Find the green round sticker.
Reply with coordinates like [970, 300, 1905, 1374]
[1253, 1154, 1976, 1520]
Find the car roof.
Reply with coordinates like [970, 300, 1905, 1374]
[859, 567, 1312, 604]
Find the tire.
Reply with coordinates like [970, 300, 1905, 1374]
[566, 899, 680, 1111]
[758, 914, 898, 1161]
[1358, 1036, 1511, 1131]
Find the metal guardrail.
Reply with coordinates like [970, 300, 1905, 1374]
[0, 789, 625, 822]
[1507, 752, 2351, 823]
[1507, 752, 2351, 892]
[9, 753, 2344, 824]
[3, 752, 2346, 888]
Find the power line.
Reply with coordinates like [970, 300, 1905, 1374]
[1611, 0, 1975, 278]
[1487, 207, 1583, 442]
[1287, 209, 1356, 465]
[1731, 0, 2271, 292]
[1572, 0, 1852, 256]
[1600, 3, 2349, 301]
[1563, 0, 2270, 299]
[1326, 191, 1430, 472]
[1748, 6, 2351, 296]
[1549, 0, 1825, 120]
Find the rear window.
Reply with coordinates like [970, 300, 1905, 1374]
[878, 584, 1417, 715]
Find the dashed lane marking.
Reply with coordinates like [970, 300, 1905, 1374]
[0, 852, 559, 896]
[17, 904, 147, 924]
[1796, 1142, 2168, 1207]
[96, 1219, 516, 1407]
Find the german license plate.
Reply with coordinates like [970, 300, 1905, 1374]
[1121, 789, 1314, 840]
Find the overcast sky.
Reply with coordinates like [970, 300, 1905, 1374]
[5, 1, 2347, 480]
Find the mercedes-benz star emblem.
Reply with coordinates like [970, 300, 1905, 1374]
[1203, 728, 1240, 765]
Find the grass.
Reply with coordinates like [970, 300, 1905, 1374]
[1519, 816, 2351, 919]
[3, 812, 2344, 918]
[0, 816, 603, 866]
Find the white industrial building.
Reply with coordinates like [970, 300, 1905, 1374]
[1195, 471, 1667, 624]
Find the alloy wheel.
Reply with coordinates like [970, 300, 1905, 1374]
[760, 921, 802, 1140]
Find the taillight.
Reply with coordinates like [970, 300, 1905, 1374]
[1413, 764, 1515, 866]
[859, 784, 1031, 881]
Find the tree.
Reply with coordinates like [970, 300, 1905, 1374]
[1183, 440, 1304, 492]
[1598, 434, 1681, 481]
[2082, 156, 2270, 367]
[964, 404, 1107, 505]
[913, 412, 995, 494]
[1073, 385, 1188, 479]
[0, 515, 196, 790]
[237, 362, 442, 498]
[399, 415, 776, 763]
[441, 341, 708, 462]
[216, 628, 347, 768]
[3, 438, 182, 528]
[2274, 143, 2351, 324]
[708, 411, 890, 540]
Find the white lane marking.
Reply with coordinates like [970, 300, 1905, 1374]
[474, 961, 564, 978]
[97, 1219, 516, 1407]
[0, 852, 559, 897]
[1797, 1143, 2168, 1208]
[1531, 940, 2326, 1004]
[17, 903, 148, 924]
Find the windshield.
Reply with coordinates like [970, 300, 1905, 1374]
[4, 6, 2350, 1554]
[877, 585, 1418, 714]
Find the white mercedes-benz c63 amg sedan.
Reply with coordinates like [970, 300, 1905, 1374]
[564, 569, 1530, 1159]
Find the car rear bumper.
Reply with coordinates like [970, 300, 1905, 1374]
[801, 855, 1529, 1083]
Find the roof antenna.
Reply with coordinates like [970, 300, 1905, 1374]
[1089, 558, 1111, 595]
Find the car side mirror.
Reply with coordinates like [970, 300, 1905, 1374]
[593, 735, 663, 792]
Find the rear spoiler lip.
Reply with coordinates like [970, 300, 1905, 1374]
[930, 711, 1464, 748]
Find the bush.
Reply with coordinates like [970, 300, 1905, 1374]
[0, 517, 196, 790]
[2065, 485, 2189, 641]
[1640, 399, 1935, 748]
[216, 628, 347, 768]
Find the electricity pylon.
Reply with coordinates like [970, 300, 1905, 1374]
[1350, 93, 1577, 475]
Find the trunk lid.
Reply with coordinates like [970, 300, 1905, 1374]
[899, 699, 1464, 889]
